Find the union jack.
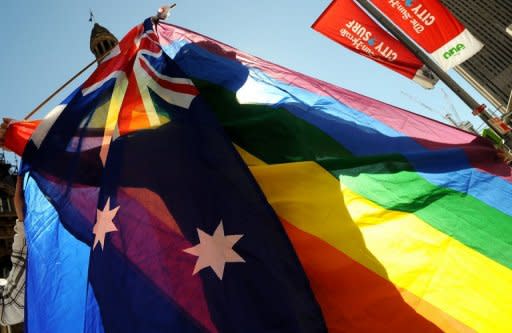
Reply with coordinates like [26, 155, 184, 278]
[82, 20, 199, 164]
[32, 19, 199, 165]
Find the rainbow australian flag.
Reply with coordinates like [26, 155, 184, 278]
[22, 18, 512, 332]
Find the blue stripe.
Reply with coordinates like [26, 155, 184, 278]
[25, 175, 97, 333]
[164, 40, 512, 218]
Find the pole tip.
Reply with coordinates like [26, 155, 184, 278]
[156, 4, 176, 20]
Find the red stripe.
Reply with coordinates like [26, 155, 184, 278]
[83, 25, 141, 89]
[138, 35, 162, 54]
[281, 219, 444, 333]
[139, 57, 199, 96]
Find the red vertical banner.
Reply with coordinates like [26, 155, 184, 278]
[371, 0, 483, 71]
[312, 0, 438, 88]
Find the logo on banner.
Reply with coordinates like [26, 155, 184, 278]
[443, 43, 465, 59]
[340, 20, 398, 61]
[371, 0, 484, 70]
[387, 0, 436, 34]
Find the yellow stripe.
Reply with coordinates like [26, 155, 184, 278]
[100, 73, 129, 166]
[236, 146, 512, 332]
[341, 184, 512, 332]
[235, 146, 266, 166]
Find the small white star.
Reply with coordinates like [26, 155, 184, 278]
[183, 221, 245, 280]
[93, 197, 119, 250]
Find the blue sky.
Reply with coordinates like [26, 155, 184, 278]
[0, 0, 492, 154]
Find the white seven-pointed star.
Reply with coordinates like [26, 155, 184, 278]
[183, 221, 245, 280]
[93, 198, 120, 250]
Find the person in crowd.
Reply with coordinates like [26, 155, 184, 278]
[0, 119, 27, 325]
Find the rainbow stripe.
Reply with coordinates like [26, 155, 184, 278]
[158, 24, 512, 332]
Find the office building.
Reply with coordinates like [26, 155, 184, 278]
[441, 0, 512, 114]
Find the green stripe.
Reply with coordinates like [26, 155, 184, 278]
[195, 81, 512, 269]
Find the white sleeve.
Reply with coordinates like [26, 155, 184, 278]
[0, 220, 26, 326]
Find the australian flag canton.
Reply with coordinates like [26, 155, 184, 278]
[22, 18, 327, 333]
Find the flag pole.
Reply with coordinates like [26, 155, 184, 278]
[353, 0, 512, 148]
[23, 58, 97, 120]
[23, 8, 118, 121]
[24, 4, 177, 121]
[23, 46, 115, 121]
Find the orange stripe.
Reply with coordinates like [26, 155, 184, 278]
[281, 219, 474, 333]
[5, 120, 41, 156]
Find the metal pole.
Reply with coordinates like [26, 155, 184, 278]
[23, 58, 97, 120]
[23, 48, 115, 120]
[354, 0, 512, 145]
